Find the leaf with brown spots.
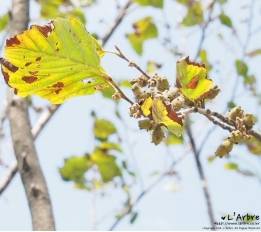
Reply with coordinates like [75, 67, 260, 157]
[1, 18, 111, 104]
[176, 56, 213, 101]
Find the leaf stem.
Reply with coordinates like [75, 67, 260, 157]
[114, 46, 151, 79]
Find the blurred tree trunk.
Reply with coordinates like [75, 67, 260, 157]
[7, 0, 55, 230]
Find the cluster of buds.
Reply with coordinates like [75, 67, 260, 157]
[130, 74, 186, 144]
[215, 106, 255, 158]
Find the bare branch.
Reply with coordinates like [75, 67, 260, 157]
[101, 0, 133, 45]
[0, 160, 18, 195]
[0, 100, 8, 137]
[31, 104, 60, 140]
[185, 118, 215, 228]
[109, 152, 188, 231]
[115, 46, 151, 79]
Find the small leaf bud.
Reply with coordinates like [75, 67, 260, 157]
[151, 127, 164, 145]
[229, 130, 244, 143]
[156, 77, 169, 92]
[226, 106, 244, 122]
[131, 83, 146, 100]
[166, 87, 179, 101]
[243, 113, 254, 130]
[171, 95, 185, 111]
[215, 139, 233, 158]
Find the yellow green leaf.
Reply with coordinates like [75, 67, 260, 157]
[133, 0, 163, 8]
[126, 17, 158, 55]
[59, 155, 92, 182]
[247, 49, 261, 57]
[91, 148, 122, 183]
[93, 119, 117, 140]
[177, 0, 203, 27]
[246, 137, 261, 155]
[0, 13, 9, 31]
[147, 61, 162, 73]
[99, 141, 122, 152]
[152, 98, 182, 136]
[225, 163, 238, 170]
[176, 56, 213, 101]
[1, 18, 110, 104]
[219, 13, 233, 28]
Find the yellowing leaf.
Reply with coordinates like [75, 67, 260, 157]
[126, 17, 158, 55]
[152, 98, 182, 136]
[141, 97, 183, 136]
[176, 56, 213, 101]
[141, 97, 153, 116]
[1, 18, 110, 104]
[247, 49, 261, 57]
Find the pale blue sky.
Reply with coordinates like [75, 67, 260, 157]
[0, 0, 261, 230]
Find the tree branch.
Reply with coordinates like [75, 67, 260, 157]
[0, 160, 17, 195]
[185, 118, 215, 229]
[109, 152, 187, 231]
[6, 0, 55, 230]
[101, 0, 133, 45]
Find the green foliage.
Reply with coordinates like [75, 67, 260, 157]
[130, 212, 139, 223]
[225, 162, 238, 170]
[91, 147, 122, 183]
[93, 119, 117, 140]
[235, 60, 256, 88]
[60, 155, 92, 182]
[133, 0, 163, 8]
[219, 13, 233, 28]
[177, 0, 203, 27]
[0, 13, 9, 31]
[126, 17, 158, 55]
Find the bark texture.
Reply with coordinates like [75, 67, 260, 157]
[7, 0, 55, 230]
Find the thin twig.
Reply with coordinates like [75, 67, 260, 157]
[179, 107, 261, 142]
[194, 0, 216, 59]
[101, 0, 133, 45]
[185, 118, 215, 229]
[109, 152, 188, 231]
[0, 160, 18, 195]
[115, 46, 151, 79]
[0, 100, 8, 137]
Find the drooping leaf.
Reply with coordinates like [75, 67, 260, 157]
[1, 18, 111, 104]
[219, 13, 233, 28]
[93, 119, 117, 140]
[247, 49, 261, 57]
[176, 56, 213, 101]
[133, 0, 163, 8]
[126, 17, 158, 55]
[177, 0, 203, 27]
[59, 155, 92, 182]
[0, 13, 9, 32]
[235, 60, 248, 78]
[141, 97, 183, 136]
[91, 148, 122, 183]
